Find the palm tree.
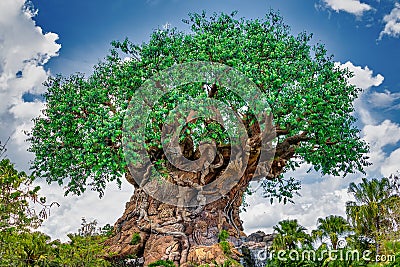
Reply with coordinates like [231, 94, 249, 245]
[312, 215, 351, 249]
[346, 177, 397, 254]
[272, 219, 311, 250]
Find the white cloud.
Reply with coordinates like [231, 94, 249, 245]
[0, 0, 60, 171]
[380, 3, 400, 39]
[363, 120, 400, 150]
[338, 61, 384, 90]
[336, 61, 384, 125]
[362, 120, 400, 174]
[337, 62, 400, 180]
[322, 0, 372, 16]
[9, 101, 45, 120]
[242, 173, 356, 234]
[368, 89, 400, 108]
[38, 180, 133, 241]
[381, 148, 400, 177]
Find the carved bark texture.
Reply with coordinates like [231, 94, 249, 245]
[106, 115, 297, 265]
[106, 171, 246, 266]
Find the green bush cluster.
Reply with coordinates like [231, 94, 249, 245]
[0, 220, 113, 266]
[0, 152, 113, 266]
[130, 232, 141, 245]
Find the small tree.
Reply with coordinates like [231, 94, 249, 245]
[0, 160, 42, 233]
[312, 215, 351, 249]
[272, 219, 310, 250]
[0, 142, 55, 265]
[346, 177, 400, 255]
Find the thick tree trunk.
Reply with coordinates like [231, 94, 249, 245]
[106, 114, 281, 265]
[106, 172, 247, 266]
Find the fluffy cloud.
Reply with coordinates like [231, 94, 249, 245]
[322, 0, 372, 16]
[38, 180, 133, 241]
[363, 120, 400, 150]
[337, 61, 384, 125]
[242, 171, 356, 234]
[338, 61, 384, 90]
[0, 0, 60, 170]
[380, 3, 400, 39]
[368, 90, 400, 108]
[362, 120, 400, 173]
[381, 149, 400, 177]
[339, 62, 400, 178]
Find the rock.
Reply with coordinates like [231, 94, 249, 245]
[144, 235, 181, 266]
[239, 232, 276, 267]
[262, 233, 276, 247]
[186, 243, 241, 266]
[246, 231, 266, 243]
[240, 245, 267, 267]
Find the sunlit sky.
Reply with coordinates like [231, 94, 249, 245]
[1, 0, 399, 240]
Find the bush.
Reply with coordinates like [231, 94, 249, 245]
[219, 241, 231, 256]
[148, 259, 176, 267]
[130, 232, 141, 245]
[218, 230, 229, 242]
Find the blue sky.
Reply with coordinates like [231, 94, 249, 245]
[1, 0, 400, 240]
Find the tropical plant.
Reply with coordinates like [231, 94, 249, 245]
[38, 218, 111, 266]
[312, 215, 351, 249]
[0, 230, 54, 266]
[0, 158, 42, 232]
[272, 219, 311, 250]
[346, 177, 399, 255]
[50, 232, 111, 267]
[0, 147, 54, 265]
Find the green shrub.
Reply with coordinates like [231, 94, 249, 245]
[148, 259, 176, 267]
[218, 230, 229, 242]
[130, 232, 141, 245]
[219, 241, 231, 255]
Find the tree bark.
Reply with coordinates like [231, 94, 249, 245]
[106, 117, 290, 265]
[106, 178, 246, 266]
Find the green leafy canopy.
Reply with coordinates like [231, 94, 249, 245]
[28, 10, 369, 197]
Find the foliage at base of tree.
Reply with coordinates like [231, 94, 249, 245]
[0, 218, 112, 266]
[148, 259, 176, 267]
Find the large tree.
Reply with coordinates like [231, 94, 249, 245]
[28, 11, 369, 265]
